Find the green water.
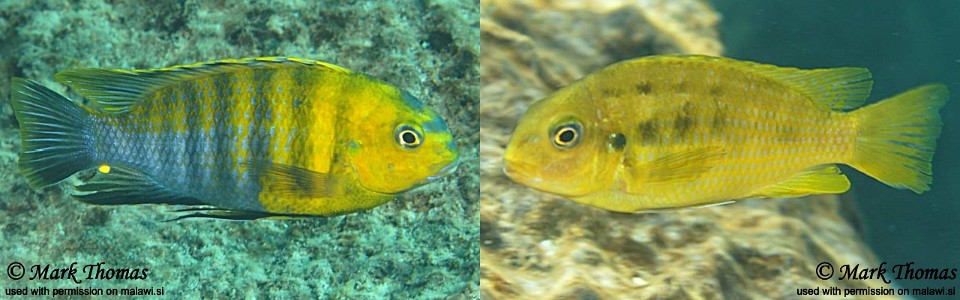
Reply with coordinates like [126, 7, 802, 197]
[716, 0, 960, 297]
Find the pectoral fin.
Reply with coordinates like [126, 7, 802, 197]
[244, 160, 343, 199]
[749, 164, 851, 198]
[643, 147, 724, 182]
[624, 147, 724, 194]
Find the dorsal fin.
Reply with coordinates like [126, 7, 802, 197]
[635, 55, 873, 111]
[54, 57, 352, 114]
[752, 65, 872, 111]
[710, 56, 873, 111]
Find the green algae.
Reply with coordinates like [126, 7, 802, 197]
[0, 0, 479, 298]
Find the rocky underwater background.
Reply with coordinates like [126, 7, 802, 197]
[0, 0, 478, 298]
[2, 0, 958, 299]
[481, 0, 958, 299]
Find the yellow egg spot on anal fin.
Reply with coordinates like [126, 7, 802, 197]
[98, 163, 111, 174]
[749, 164, 851, 198]
[73, 165, 202, 206]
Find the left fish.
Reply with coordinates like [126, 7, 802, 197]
[10, 57, 459, 220]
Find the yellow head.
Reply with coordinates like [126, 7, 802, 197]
[343, 84, 459, 194]
[503, 85, 620, 197]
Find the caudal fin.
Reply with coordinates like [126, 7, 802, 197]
[849, 84, 948, 193]
[10, 78, 96, 188]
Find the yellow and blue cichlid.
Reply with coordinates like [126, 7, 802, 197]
[503, 55, 948, 213]
[11, 57, 459, 220]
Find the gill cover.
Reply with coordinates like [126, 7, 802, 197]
[503, 86, 619, 197]
[345, 88, 458, 193]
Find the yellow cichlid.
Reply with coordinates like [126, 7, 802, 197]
[503, 55, 948, 213]
[11, 57, 459, 220]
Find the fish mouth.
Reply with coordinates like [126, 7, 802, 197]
[504, 160, 592, 198]
[426, 160, 459, 183]
[502, 158, 543, 184]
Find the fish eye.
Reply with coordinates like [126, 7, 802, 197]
[395, 125, 423, 149]
[551, 122, 581, 149]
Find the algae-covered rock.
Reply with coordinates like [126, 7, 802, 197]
[0, 1, 478, 298]
[480, 0, 897, 298]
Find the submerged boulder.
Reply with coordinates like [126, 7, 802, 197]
[480, 0, 896, 298]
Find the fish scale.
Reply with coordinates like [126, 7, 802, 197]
[504, 55, 947, 213]
[618, 61, 847, 190]
[11, 57, 459, 219]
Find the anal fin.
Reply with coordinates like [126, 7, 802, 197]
[749, 164, 851, 198]
[72, 165, 202, 206]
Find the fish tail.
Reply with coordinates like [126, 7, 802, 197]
[10, 78, 97, 188]
[849, 84, 948, 193]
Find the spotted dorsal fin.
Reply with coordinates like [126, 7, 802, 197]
[54, 57, 352, 114]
